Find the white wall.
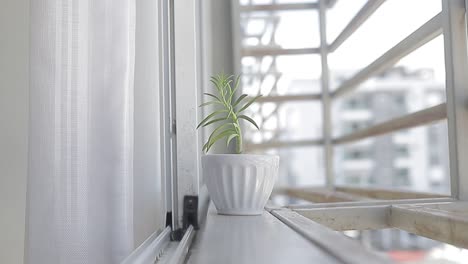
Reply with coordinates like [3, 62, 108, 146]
[200, 0, 235, 154]
[0, 0, 30, 263]
[202, 0, 235, 76]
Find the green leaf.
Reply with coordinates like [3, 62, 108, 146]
[197, 110, 227, 129]
[211, 76, 230, 104]
[232, 94, 248, 108]
[238, 115, 260, 130]
[205, 123, 237, 152]
[230, 75, 241, 99]
[224, 77, 233, 95]
[202, 142, 209, 152]
[206, 123, 234, 144]
[210, 79, 223, 96]
[206, 129, 237, 152]
[201, 117, 225, 127]
[204, 92, 222, 102]
[226, 134, 238, 147]
[199, 100, 222, 108]
[237, 95, 262, 113]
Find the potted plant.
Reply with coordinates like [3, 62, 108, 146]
[197, 74, 279, 215]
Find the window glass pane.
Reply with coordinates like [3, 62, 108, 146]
[271, 194, 314, 206]
[334, 121, 450, 195]
[240, 0, 317, 6]
[237, 0, 324, 190]
[234, 0, 449, 196]
[329, 0, 442, 88]
[244, 101, 322, 143]
[242, 55, 322, 96]
[327, 0, 367, 42]
[332, 37, 446, 137]
[395, 35, 446, 83]
[255, 147, 325, 187]
[344, 229, 468, 264]
[240, 10, 319, 48]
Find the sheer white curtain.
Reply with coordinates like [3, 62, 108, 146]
[27, 0, 136, 263]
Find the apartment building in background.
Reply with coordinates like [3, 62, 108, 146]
[247, 67, 449, 195]
[334, 67, 450, 195]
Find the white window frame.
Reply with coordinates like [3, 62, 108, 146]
[126, 1, 468, 262]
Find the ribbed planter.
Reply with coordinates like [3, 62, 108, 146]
[202, 154, 279, 215]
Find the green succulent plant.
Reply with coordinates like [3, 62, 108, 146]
[197, 74, 262, 154]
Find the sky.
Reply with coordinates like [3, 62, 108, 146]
[328, 0, 444, 81]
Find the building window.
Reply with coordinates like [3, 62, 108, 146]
[395, 168, 410, 186]
[395, 146, 409, 157]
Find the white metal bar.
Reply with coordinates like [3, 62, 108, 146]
[288, 201, 468, 249]
[241, 47, 320, 57]
[390, 202, 468, 248]
[167, 225, 195, 264]
[466, 0, 468, 30]
[442, 0, 468, 200]
[336, 185, 449, 200]
[272, 209, 392, 264]
[122, 227, 171, 264]
[332, 13, 442, 98]
[174, 0, 201, 227]
[198, 185, 210, 226]
[281, 185, 449, 206]
[245, 139, 323, 151]
[242, 71, 282, 77]
[329, 0, 386, 52]
[319, 0, 334, 188]
[326, 0, 338, 8]
[290, 202, 468, 249]
[255, 93, 322, 103]
[239, 3, 319, 12]
[283, 187, 368, 203]
[294, 205, 390, 231]
[288, 198, 455, 209]
[231, 0, 242, 75]
[334, 103, 447, 145]
[238, 0, 338, 12]
[159, 0, 178, 230]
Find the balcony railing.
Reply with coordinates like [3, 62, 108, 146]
[238, 0, 468, 250]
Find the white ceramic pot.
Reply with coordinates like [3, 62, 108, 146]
[202, 154, 279, 215]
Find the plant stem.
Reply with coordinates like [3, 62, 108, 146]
[231, 109, 243, 154]
[235, 119, 243, 154]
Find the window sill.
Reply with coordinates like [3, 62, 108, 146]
[185, 203, 388, 264]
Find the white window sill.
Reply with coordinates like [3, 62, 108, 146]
[185, 203, 388, 264]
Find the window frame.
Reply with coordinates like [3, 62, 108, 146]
[125, 0, 468, 261]
[167, 0, 468, 251]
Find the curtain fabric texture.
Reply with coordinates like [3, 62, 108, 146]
[27, 0, 135, 263]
